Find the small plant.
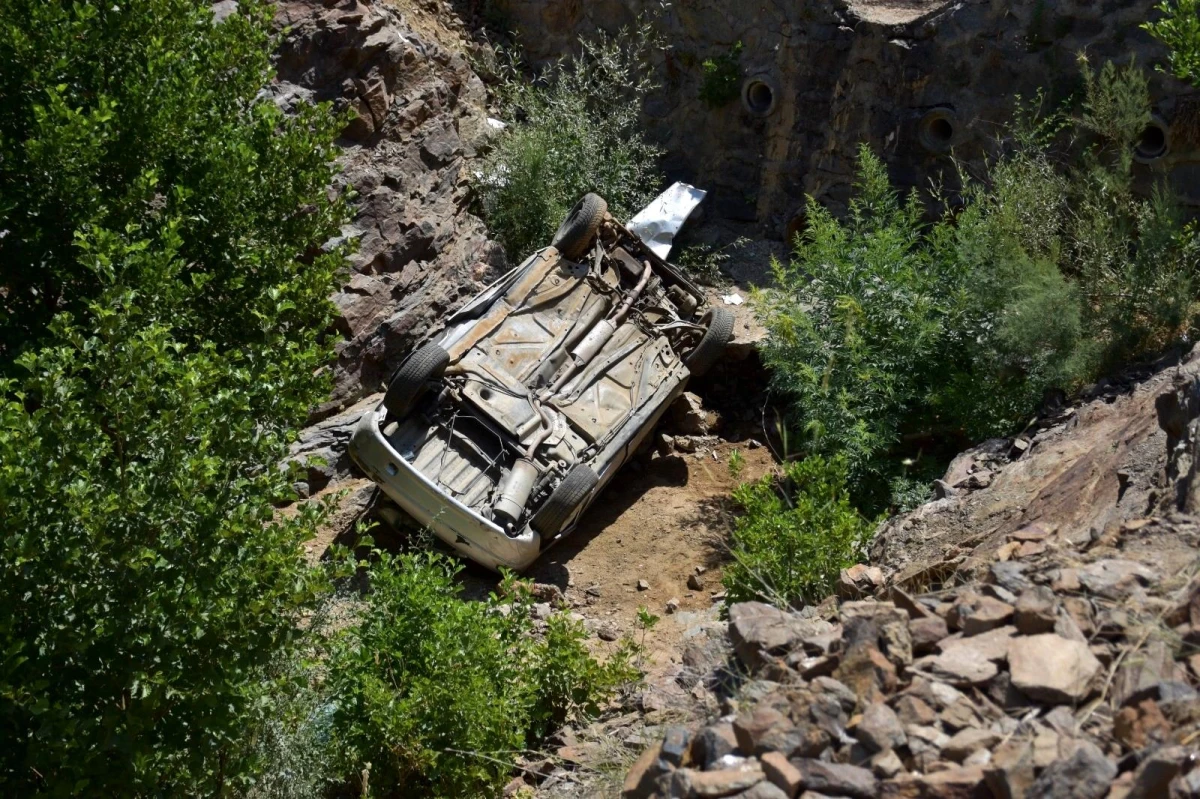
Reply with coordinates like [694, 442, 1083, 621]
[675, 237, 749, 285]
[727, 448, 746, 478]
[723, 456, 875, 609]
[699, 41, 744, 108]
[634, 605, 660, 669]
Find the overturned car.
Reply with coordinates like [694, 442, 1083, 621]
[349, 193, 734, 571]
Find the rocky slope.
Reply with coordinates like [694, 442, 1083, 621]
[566, 347, 1200, 799]
[272, 0, 505, 421]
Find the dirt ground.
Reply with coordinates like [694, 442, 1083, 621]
[518, 438, 775, 665]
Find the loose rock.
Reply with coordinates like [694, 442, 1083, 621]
[1008, 634, 1101, 704]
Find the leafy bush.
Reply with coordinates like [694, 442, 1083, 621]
[1144, 0, 1200, 85]
[675, 237, 750, 285]
[699, 41, 744, 108]
[0, 0, 346, 793]
[327, 551, 636, 798]
[723, 456, 875, 609]
[758, 151, 945, 492]
[474, 17, 665, 261]
[758, 60, 1199, 510]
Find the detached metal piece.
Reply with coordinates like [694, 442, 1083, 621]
[627, 182, 707, 259]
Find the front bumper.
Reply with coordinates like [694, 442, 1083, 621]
[348, 404, 544, 572]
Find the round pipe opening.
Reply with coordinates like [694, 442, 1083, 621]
[742, 78, 777, 117]
[918, 108, 958, 154]
[1134, 116, 1170, 163]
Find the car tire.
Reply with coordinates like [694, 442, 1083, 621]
[551, 193, 608, 261]
[531, 464, 599, 537]
[685, 306, 736, 377]
[384, 342, 450, 419]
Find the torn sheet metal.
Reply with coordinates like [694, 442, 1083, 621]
[627, 182, 707, 259]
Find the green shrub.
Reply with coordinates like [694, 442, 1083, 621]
[758, 60, 1198, 511]
[0, 0, 346, 793]
[675, 237, 750, 285]
[699, 41, 744, 108]
[474, 17, 665, 261]
[326, 552, 636, 798]
[1144, 0, 1200, 85]
[723, 456, 875, 609]
[758, 148, 943, 492]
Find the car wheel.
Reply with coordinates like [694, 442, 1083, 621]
[384, 342, 450, 419]
[551, 193, 608, 261]
[531, 464, 600, 537]
[685, 307, 736, 377]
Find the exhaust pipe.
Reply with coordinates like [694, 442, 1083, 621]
[548, 259, 652, 394]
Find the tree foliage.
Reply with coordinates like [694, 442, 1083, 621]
[1144, 0, 1200, 85]
[757, 60, 1199, 510]
[0, 0, 347, 793]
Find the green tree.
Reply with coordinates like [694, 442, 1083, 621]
[0, 0, 346, 793]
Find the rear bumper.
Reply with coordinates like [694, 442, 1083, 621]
[348, 404, 544, 572]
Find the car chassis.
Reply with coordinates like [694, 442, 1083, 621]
[349, 194, 734, 571]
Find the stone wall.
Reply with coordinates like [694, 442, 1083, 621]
[499, 0, 1199, 239]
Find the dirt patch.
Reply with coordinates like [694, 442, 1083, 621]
[522, 439, 775, 666]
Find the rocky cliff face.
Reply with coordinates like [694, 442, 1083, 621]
[272, 0, 505, 419]
[501, 0, 1198, 239]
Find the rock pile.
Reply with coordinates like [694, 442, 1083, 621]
[617, 349, 1200, 799]
[625, 553, 1200, 798]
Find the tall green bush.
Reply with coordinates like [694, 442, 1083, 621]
[326, 552, 636, 798]
[0, 0, 346, 793]
[474, 18, 665, 260]
[758, 60, 1198, 510]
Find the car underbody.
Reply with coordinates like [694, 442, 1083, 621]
[350, 193, 732, 571]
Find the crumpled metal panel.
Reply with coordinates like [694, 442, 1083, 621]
[627, 182, 707, 259]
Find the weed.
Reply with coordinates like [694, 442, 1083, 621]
[728, 449, 746, 479]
